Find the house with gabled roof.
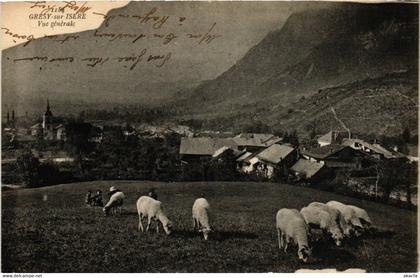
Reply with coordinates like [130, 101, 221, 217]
[179, 137, 238, 162]
[317, 131, 346, 147]
[342, 138, 406, 161]
[290, 159, 326, 183]
[236, 152, 259, 174]
[250, 144, 298, 178]
[233, 133, 282, 152]
[301, 144, 373, 169]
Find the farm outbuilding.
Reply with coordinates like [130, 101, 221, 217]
[290, 158, 326, 183]
[233, 133, 282, 152]
[301, 144, 373, 170]
[179, 137, 238, 162]
[317, 131, 346, 147]
[342, 138, 406, 161]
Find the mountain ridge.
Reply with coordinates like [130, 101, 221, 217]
[172, 3, 418, 136]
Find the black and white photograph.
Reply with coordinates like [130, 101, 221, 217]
[1, 0, 418, 273]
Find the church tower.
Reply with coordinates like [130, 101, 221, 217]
[42, 99, 54, 140]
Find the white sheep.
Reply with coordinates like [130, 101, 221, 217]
[276, 208, 311, 262]
[347, 205, 372, 229]
[103, 191, 125, 215]
[136, 196, 173, 235]
[327, 201, 364, 235]
[192, 198, 212, 240]
[300, 205, 344, 246]
[308, 202, 352, 237]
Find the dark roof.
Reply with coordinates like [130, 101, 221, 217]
[256, 144, 295, 164]
[291, 159, 325, 179]
[301, 144, 349, 160]
[180, 137, 237, 156]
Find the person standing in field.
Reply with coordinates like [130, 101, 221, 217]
[85, 190, 93, 206]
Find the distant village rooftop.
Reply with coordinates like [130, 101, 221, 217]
[290, 159, 325, 180]
[179, 137, 237, 156]
[301, 144, 349, 160]
[342, 138, 405, 159]
[232, 133, 282, 148]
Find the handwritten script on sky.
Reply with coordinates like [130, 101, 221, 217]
[2, 1, 224, 70]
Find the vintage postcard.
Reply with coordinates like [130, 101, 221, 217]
[1, 0, 418, 274]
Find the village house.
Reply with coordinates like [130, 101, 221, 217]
[301, 144, 374, 170]
[236, 151, 255, 172]
[317, 131, 347, 147]
[290, 158, 326, 183]
[232, 133, 282, 152]
[55, 124, 67, 141]
[342, 138, 406, 161]
[212, 146, 245, 159]
[243, 144, 297, 178]
[179, 137, 238, 163]
[30, 123, 42, 137]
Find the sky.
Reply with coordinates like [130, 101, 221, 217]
[1, 1, 130, 49]
[2, 1, 315, 80]
[1, 1, 338, 112]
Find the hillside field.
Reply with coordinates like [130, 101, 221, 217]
[1, 181, 418, 272]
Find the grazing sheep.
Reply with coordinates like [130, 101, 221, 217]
[276, 208, 311, 262]
[192, 198, 212, 240]
[103, 190, 125, 215]
[327, 201, 364, 235]
[308, 202, 352, 237]
[300, 205, 344, 246]
[347, 205, 372, 229]
[136, 196, 173, 235]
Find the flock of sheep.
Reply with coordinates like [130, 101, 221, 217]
[136, 196, 212, 240]
[100, 188, 373, 263]
[101, 190, 211, 240]
[277, 201, 372, 262]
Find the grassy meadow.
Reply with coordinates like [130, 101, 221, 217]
[1, 181, 417, 272]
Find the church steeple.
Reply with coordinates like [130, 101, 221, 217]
[42, 98, 53, 135]
[44, 98, 53, 117]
